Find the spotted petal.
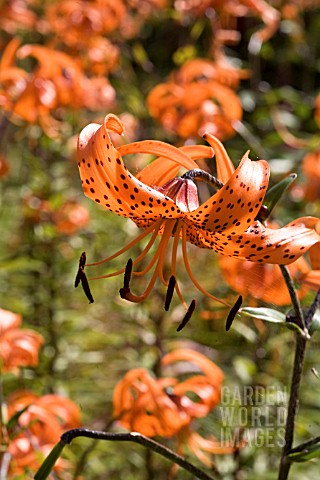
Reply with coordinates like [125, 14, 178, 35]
[185, 151, 269, 234]
[78, 114, 187, 228]
[188, 217, 320, 265]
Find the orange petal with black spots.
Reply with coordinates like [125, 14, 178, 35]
[185, 152, 269, 234]
[77, 114, 183, 227]
[189, 217, 320, 265]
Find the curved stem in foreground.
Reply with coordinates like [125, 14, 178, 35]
[34, 428, 217, 480]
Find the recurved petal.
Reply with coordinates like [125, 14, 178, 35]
[189, 217, 320, 265]
[117, 140, 200, 171]
[185, 152, 269, 234]
[77, 114, 181, 225]
[301, 270, 320, 291]
[136, 145, 214, 187]
[162, 349, 224, 385]
[202, 132, 235, 183]
[0, 328, 44, 372]
[0, 307, 21, 334]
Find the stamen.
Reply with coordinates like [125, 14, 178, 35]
[75, 251, 86, 288]
[133, 236, 163, 277]
[226, 295, 243, 331]
[181, 169, 224, 190]
[75, 252, 94, 304]
[164, 276, 176, 311]
[85, 221, 159, 267]
[171, 222, 188, 309]
[88, 221, 162, 280]
[177, 299, 196, 331]
[119, 265, 159, 303]
[181, 225, 230, 307]
[157, 220, 177, 286]
[118, 221, 176, 303]
[119, 258, 133, 299]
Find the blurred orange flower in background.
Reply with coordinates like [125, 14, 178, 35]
[0, 0, 37, 34]
[299, 225, 320, 292]
[0, 307, 43, 373]
[219, 254, 310, 306]
[113, 348, 235, 465]
[53, 201, 90, 235]
[147, 58, 248, 140]
[301, 149, 320, 202]
[22, 194, 90, 236]
[0, 154, 10, 178]
[174, 0, 280, 51]
[6, 391, 81, 475]
[0, 38, 116, 136]
[45, 0, 126, 48]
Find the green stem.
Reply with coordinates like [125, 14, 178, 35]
[278, 265, 307, 480]
[278, 334, 307, 480]
[279, 265, 306, 331]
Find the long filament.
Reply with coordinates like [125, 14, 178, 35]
[158, 220, 177, 286]
[181, 225, 230, 307]
[121, 220, 177, 302]
[85, 221, 159, 267]
[171, 221, 188, 309]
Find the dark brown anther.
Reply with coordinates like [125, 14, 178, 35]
[80, 271, 94, 304]
[119, 287, 130, 299]
[123, 258, 133, 289]
[177, 299, 196, 332]
[164, 275, 176, 311]
[75, 251, 86, 288]
[75, 252, 94, 303]
[226, 295, 243, 331]
[119, 259, 133, 299]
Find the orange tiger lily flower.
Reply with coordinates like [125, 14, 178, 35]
[113, 349, 235, 465]
[45, 0, 126, 48]
[301, 150, 320, 202]
[113, 349, 224, 433]
[299, 224, 320, 292]
[174, 0, 280, 51]
[53, 201, 90, 235]
[7, 391, 81, 475]
[77, 114, 320, 312]
[218, 254, 310, 306]
[0, 307, 44, 373]
[0, 40, 115, 136]
[0, 0, 37, 34]
[147, 59, 245, 140]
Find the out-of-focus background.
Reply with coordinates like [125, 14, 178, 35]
[0, 1, 320, 478]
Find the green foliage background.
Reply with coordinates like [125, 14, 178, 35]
[0, 2, 320, 479]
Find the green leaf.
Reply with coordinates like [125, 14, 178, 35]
[240, 307, 286, 323]
[309, 308, 320, 335]
[289, 442, 320, 462]
[34, 442, 65, 480]
[258, 173, 297, 221]
[6, 406, 30, 431]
